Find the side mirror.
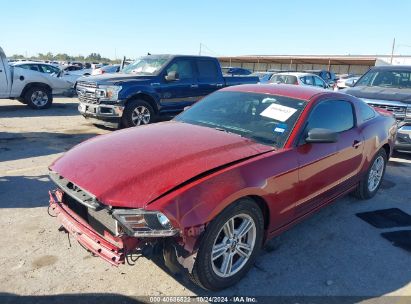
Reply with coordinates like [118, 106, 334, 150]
[305, 128, 338, 143]
[165, 71, 179, 81]
[345, 79, 355, 87]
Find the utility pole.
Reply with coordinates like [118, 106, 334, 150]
[390, 38, 395, 64]
[199, 43, 202, 56]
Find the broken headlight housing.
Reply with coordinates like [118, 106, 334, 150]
[113, 209, 178, 237]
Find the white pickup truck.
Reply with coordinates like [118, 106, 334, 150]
[0, 47, 72, 109]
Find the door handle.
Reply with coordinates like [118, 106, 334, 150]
[353, 140, 362, 148]
[190, 84, 199, 88]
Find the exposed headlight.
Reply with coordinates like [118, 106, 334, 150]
[112, 209, 177, 237]
[95, 85, 122, 101]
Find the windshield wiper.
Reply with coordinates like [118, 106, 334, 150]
[246, 135, 277, 145]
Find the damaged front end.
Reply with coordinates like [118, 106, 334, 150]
[48, 172, 204, 273]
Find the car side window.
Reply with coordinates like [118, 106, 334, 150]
[307, 100, 355, 133]
[166, 59, 194, 81]
[28, 64, 40, 72]
[196, 59, 219, 81]
[304, 76, 314, 86]
[40, 65, 59, 74]
[313, 76, 326, 88]
[357, 101, 376, 121]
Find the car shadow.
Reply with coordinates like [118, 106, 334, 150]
[0, 175, 52, 208]
[0, 101, 80, 118]
[0, 293, 142, 304]
[0, 131, 100, 162]
[392, 150, 411, 161]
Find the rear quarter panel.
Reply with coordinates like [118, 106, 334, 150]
[353, 99, 396, 174]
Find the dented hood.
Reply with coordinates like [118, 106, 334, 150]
[50, 121, 273, 208]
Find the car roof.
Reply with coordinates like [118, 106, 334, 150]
[12, 61, 52, 66]
[273, 72, 318, 77]
[221, 84, 330, 101]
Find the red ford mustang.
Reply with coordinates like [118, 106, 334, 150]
[48, 84, 397, 290]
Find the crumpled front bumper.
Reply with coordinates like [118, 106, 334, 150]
[49, 190, 137, 266]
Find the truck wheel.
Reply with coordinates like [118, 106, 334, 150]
[122, 99, 155, 128]
[353, 148, 387, 200]
[190, 198, 264, 291]
[24, 86, 53, 109]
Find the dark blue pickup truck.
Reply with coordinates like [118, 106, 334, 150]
[76, 55, 259, 127]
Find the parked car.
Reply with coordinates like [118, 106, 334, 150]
[304, 69, 337, 87]
[343, 65, 411, 151]
[48, 84, 396, 290]
[91, 64, 120, 76]
[11, 61, 77, 93]
[11, 61, 61, 77]
[61, 65, 93, 84]
[269, 72, 330, 89]
[0, 47, 73, 109]
[250, 71, 276, 83]
[335, 75, 360, 90]
[222, 67, 252, 76]
[76, 55, 259, 128]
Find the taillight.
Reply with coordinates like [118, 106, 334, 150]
[101, 70, 105, 74]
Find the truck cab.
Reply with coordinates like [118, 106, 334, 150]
[76, 55, 259, 127]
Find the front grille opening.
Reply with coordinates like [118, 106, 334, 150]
[63, 193, 117, 236]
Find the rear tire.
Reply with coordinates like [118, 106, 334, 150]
[24, 86, 53, 109]
[353, 148, 387, 200]
[190, 198, 264, 291]
[121, 99, 155, 128]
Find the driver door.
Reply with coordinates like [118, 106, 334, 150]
[294, 99, 362, 216]
[157, 58, 201, 111]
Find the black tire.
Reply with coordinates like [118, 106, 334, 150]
[17, 98, 27, 104]
[121, 99, 156, 128]
[353, 148, 387, 200]
[24, 86, 53, 109]
[190, 198, 264, 291]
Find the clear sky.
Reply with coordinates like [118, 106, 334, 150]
[1, 0, 410, 59]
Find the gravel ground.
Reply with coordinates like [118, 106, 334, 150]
[0, 98, 410, 303]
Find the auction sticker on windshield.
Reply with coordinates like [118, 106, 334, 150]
[260, 104, 297, 122]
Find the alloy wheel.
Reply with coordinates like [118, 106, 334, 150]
[211, 214, 256, 278]
[131, 106, 151, 126]
[31, 91, 49, 107]
[368, 155, 384, 192]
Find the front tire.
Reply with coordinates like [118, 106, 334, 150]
[353, 148, 387, 200]
[190, 198, 264, 291]
[122, 99, 155, 128]
[24, 86, 53, 109]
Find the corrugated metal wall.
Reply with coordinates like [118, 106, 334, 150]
[218, 60, 372, 75]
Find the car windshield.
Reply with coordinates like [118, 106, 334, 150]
[175, 91, 306, 148]
[122, 57, 168, 75]
[355, 69, 411, 89]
